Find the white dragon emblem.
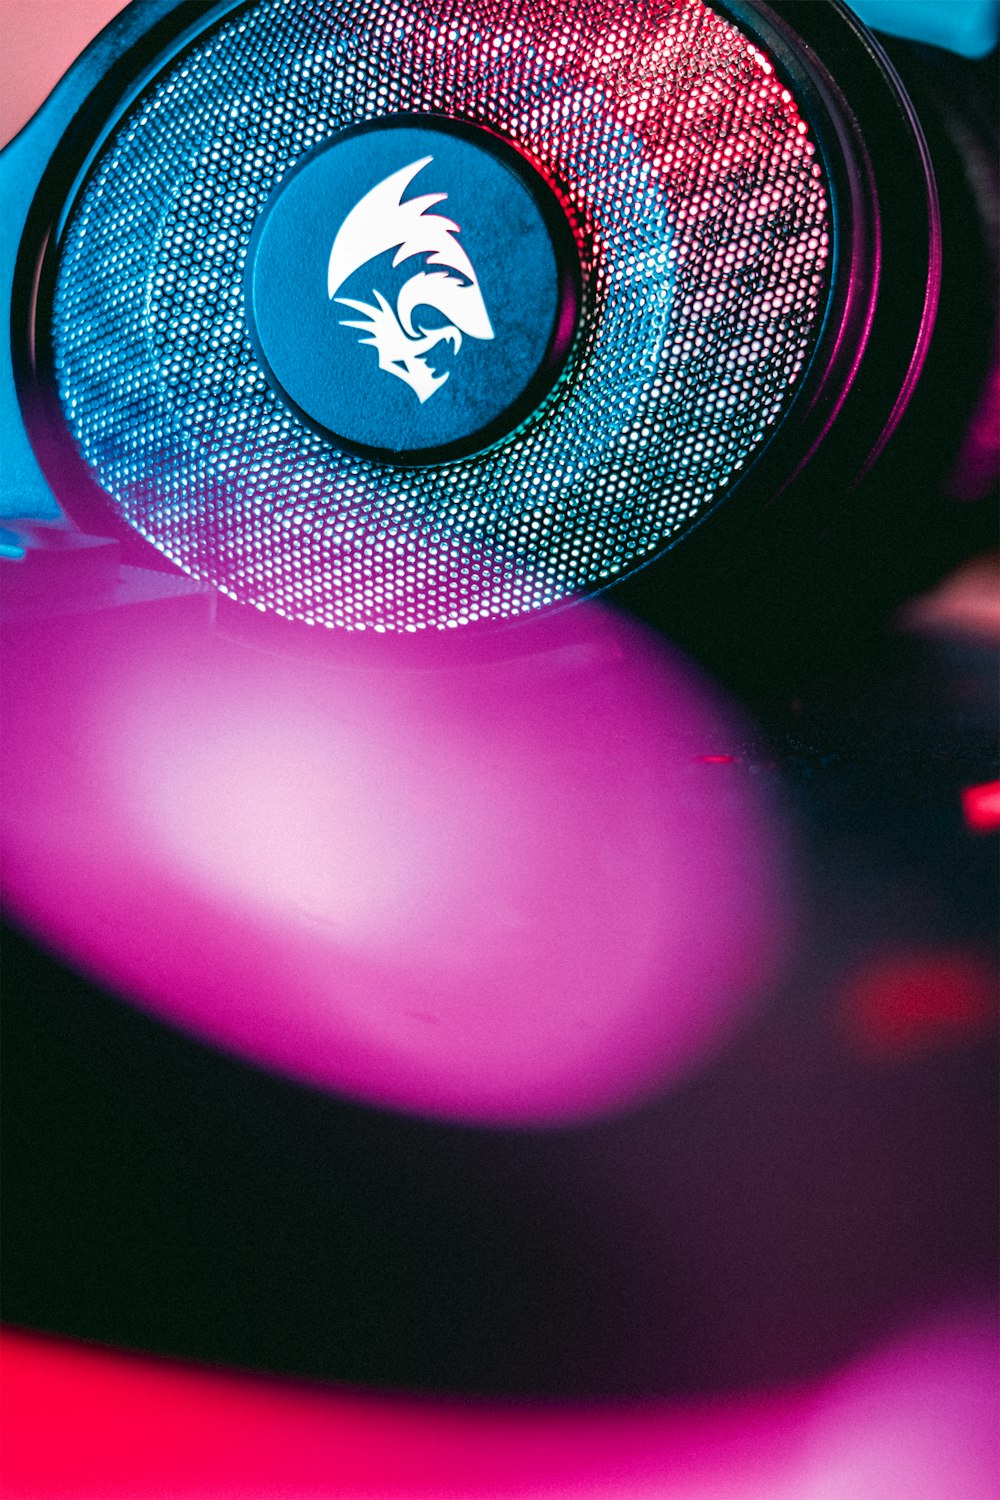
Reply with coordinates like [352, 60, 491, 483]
[327, 156, 494, 404]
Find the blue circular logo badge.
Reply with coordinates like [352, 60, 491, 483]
[246, 115, 582, 465]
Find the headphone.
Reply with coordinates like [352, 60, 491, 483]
[1, 0, 996, 1400]
[1, 0, 997, 682]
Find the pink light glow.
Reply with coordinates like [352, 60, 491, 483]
[798, 1307, 999, 1500]
[0, 0, 128, 145]
[902, 554, 1000, 643]
[1, 1307, 995, 1498]
[1, 601, 789, 1125]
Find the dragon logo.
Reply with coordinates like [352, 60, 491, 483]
[327, 156, 494, 404]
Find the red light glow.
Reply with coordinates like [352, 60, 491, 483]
[840, 949, 997, 1058]
[962, 779, 1000, 833]
[2, 1309, 995, 1499]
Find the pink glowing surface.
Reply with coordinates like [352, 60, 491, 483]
[1, 602, 789, 1124]
[0, 0, 128, 145]
[2, 1307, 995, 1498]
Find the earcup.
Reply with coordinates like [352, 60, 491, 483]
[3, 0, 995, 670]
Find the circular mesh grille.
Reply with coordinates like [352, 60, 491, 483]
[51, 0, 830, 631]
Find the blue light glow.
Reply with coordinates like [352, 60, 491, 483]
[0, 528, 27, 561]
[850, 0, 999, 58]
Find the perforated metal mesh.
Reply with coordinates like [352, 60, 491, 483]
[51, 0, 830, 631]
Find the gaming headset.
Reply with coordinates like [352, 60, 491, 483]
[1, 0, 996, 677]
